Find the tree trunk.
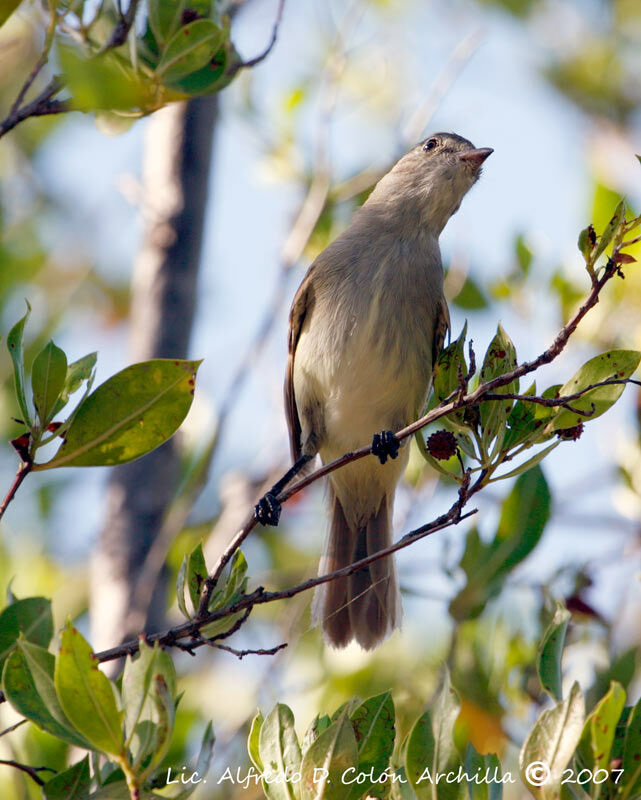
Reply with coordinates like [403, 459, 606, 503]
[90, 96, 217, 653]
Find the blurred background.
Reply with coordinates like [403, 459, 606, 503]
[0, 0, 640, 797]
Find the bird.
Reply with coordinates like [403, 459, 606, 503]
[255, 132, 492, 649]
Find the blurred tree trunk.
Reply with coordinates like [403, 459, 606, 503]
[90, 96, 217, 652]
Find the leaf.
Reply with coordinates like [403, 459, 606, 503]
[42, 756, 91, 800]
[173, 721, 216, 799]
[519, 682, 584, 800]
[147, 0, 187, 44]
[553, 350, 641, 430]
[450, 467, 550, 620]
[0, 0, 23, 28]
[515, 233, 532, 275]
[248, 711, 265, 771]
[479, 324, 518, 449]
[463, 744, 502, 800]
[176, 555, 190, 619]
[348, 691, 395, 799]
[121, 640, 176, 773]
[7, 301, 32, 426]
[493, 441, 559, 481]
[593, 198, 626, 262]
[2, 645, 92, 749]
[157, 20, 223, 81]
[55, 622, 124, 756]
[0, 596, 53, 670]
[433, 323, 467, 406]
[451, 277, 488, 310]
[37, 359, 201, 469]
[301, 715, 331, 756]
[577, 682, 625, 785]
[187, 542, 207, 612]
[405, 671, 462, 800]
[300, 710, 359, 800]
[51, 352, 98, 418]
[259, 704, 302, 800]
[32, 341, 68, 427]
[537, 604, 571, 701]
[620, 696, 641, 798]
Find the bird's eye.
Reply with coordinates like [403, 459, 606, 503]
[423, 138, 438, 152]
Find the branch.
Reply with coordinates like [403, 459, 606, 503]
[227, 0, 286, 77]
[0, 77, 67, 139]
[0, 461, 32, 521]
[0, 759, 55, 787]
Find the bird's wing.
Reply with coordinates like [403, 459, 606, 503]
[285, 268, 316, 462]
[432, 294, 450, 370]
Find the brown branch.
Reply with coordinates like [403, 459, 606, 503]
[0, 77, 67, 139]
[93, 483, 478, 664]
[0, 462, 32, 522]
[227, 0, 286, 77]
[0, 759, 55, 787]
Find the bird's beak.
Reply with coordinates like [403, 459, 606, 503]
[459, 147, 493, 168]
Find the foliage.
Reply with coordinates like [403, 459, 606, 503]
[248, 615, 641, 800]
[0, 595, 214, 798]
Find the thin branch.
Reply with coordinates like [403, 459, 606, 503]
[0, 759, 55, 787]
[0, 462, 32, 522]
[0, 77, 67, 139]
[0, 720, 27, 738]
[227, 0, 286, 76]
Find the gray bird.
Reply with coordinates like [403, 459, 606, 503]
[256, 132, 492, 649]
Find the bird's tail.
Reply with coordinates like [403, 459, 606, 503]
[312, 487, 400, 649]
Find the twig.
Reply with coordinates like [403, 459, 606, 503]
[208, 641, 287, 659]
[93, 489, 479, 664]
[97, 0, 140, 52]
[0, 77, 67, 139]
[0, 719, 27, 737]
[0, 759, 55, 787]
[0, 462, 32, 521]
[227, 0, 286, 76]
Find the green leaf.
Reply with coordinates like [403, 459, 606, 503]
[593, 198, 626, 262]
[553, 350, 641, 430]
[259, 704, 302, 800]
[537, 604, 571, 701]
[37, 359, 201, 469]
[479, 324, 518, 450]
[577, 682, 625, 786]
[209, 548, 248, 612]
[42, 755, 91, 800]
[451, 277, 488, 310]
[515, 233, 532, 276]
[493, 441, 559, 481]
[519, 682, 584, 800]
[503, 382, 537, 450]
[433, 323, 467, 406]
[0, 0, 23, 28]
[348, 692, 395, 799]
[248, 711, 265, 771]
[300, 710, 359, 800]
[463, 744, 502, 800]
[157, 20, 223, 81]
[55, 622, 124, 756]
[620, 696, 641, 798]
[121, 640, 176, 773]
[176, 555, 190, 618]
[450, 467, 550, 620]
[0, 596, 53, 670]
[7, 301, 32, 426]
[301, 715, 331, 756]
[187, 542, 207, 612]
[147, 0, 188, 44]
[51, 352, 98, 418]
[31, 341, 68, 427]
[173, 721, 216, 799]
[2, 645, 92, 749]
[405, 671, 462, 800]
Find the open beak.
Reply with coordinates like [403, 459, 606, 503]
[459, 147, 493, 169]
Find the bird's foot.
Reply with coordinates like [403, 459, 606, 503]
[254, 492, 282, 526]
[371, 430, 400, 464]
